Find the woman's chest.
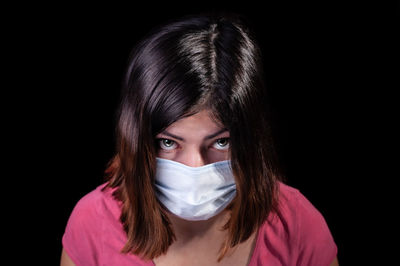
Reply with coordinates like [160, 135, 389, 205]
[152, 232, 257, 266]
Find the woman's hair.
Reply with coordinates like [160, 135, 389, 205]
[104, 12, 283, 262]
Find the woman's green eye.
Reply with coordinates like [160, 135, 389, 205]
[213, 138, 230, 150]
[157, 138, 230, 151]
[158, 139, 177, 150]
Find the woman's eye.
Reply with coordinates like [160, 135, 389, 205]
[158, 139, 177, 150]
[213, 138, 230, 150]
[156, 138, 229, 151]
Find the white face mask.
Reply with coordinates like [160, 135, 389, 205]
[154, 157, 237, 221]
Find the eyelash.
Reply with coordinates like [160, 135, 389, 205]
[156, 138, 230, 152]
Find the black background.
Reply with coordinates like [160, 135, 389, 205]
[9, 2, 398, 265]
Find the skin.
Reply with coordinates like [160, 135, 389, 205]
[155, 109, 231, 165]
[60, 109, 339, 265]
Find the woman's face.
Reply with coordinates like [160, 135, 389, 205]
[155, 109, 230, 166]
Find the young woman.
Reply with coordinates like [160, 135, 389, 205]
[61, 13, 338, 266]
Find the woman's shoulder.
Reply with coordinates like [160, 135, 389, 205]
[251, 182, 337, 265]
[275, 182, 334, 236]
[66, 183, 119, 221]
[62, 183, 122, 265]
[276, 181, 319, 216]
[73, 182, 118, 209]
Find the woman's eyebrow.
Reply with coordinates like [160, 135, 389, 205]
[160, 128, 228, 142]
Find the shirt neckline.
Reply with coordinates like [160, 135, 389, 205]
[149, 224, 263, 266]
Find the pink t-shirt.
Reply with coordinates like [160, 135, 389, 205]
[62, 182, 337, 265]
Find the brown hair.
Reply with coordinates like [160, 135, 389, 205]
[104, 13, 282, 262]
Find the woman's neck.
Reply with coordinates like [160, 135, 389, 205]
[167, 210, 231, 243]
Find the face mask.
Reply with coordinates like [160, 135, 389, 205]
[154, 157, 236, 221]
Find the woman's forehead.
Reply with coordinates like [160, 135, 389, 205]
[168, 110, 224, 129]
[159, 110, 228, 139]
